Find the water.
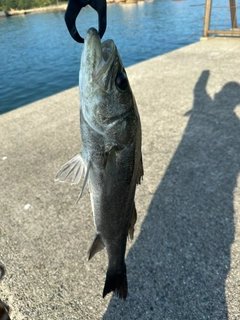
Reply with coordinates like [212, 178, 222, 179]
[0, 0, 205, 114]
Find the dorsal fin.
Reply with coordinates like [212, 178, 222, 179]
[136, 156, 144, 185]
[128, 204, 137, 240]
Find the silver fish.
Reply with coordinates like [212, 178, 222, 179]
[56, 28, 143, 299]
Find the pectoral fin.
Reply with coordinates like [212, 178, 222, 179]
[76, 161, 90, 203]
[55, 154, 90, 202]
[88, 234, 105, 260]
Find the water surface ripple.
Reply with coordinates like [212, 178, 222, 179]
[0, 0, 204, 114]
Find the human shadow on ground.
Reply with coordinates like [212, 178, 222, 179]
[102, 71, 240, 319]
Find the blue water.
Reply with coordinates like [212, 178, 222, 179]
[0, 0, 205, 114]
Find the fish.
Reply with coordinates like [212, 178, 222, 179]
[55, 27, 143, 299]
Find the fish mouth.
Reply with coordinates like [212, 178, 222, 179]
[81, 28, 116, 80]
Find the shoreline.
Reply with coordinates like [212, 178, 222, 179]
[1, 4, 67, 18]
[0, 0, 146, 18]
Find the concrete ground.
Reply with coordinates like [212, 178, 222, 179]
[1, 37, 240, 320]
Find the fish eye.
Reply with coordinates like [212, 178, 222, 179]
[115, 71, 129, 92]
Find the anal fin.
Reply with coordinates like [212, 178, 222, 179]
[88, 234, 105, 260]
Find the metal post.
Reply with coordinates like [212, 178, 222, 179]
[229, 0, 237, 29]
[203, 0, 212, 37]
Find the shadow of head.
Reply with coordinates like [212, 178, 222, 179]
[214, 81, 240, 111]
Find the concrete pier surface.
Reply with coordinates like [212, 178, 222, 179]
[1, 37, 240, 319]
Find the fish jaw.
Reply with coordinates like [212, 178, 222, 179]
[79, 28, 102, 91]
[79, 28, 116, 95]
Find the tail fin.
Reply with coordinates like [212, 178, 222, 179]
[102, 264, 128, 300]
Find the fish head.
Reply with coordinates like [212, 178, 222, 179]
[79, 28, 135, 126]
